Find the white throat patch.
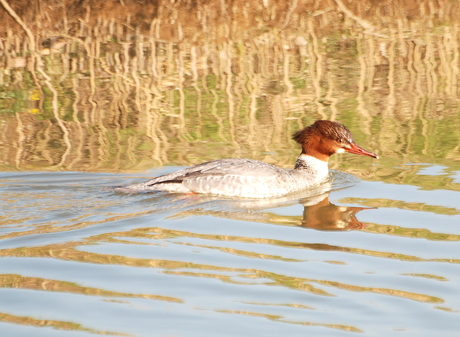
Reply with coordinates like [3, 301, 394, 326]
[297, 154, 329, 179]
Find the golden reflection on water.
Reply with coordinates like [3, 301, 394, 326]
[0, 273, 181, 303]
[0, 0, 459, 188]
[0, 219, 453, 305]
[0, 176, 458, 333]
[0, 311, 129, 336]
[215, 309, 363, 333]
[1, 1, 460, 335]
[341, 197, 460, 216]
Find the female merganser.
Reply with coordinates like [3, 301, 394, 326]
[114, 120, 378, 198]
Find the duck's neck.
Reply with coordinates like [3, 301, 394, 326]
[294, 154, 329, 178]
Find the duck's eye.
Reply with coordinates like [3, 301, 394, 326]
[337, 138, 344, 143]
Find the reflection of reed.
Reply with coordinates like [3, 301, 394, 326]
[0, 273, 181, 302]
[0, 224, 446, 303]
[0, 182, 453, 315]
[216, 308, 363, 333]
[0, 1, 459, 181]
[0, 311, 127, 336]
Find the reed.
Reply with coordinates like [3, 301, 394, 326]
[0, 0, 458, 190]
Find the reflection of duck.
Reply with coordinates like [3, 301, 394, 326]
[162, 188, 371, 231]
[299, 194, 370, 231]
[114, 120, 378, 198]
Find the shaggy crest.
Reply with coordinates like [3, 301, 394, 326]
[292, 120, 352, 145]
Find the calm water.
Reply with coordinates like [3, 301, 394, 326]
[1, 168, 460, 336]
[1, 1, 460, 336]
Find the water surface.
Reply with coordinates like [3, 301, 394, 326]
[1, 1, 460, 336]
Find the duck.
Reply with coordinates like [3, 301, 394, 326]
[113, 120, 378, 198]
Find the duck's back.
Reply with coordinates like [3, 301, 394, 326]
[115, 158, 316, 198]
